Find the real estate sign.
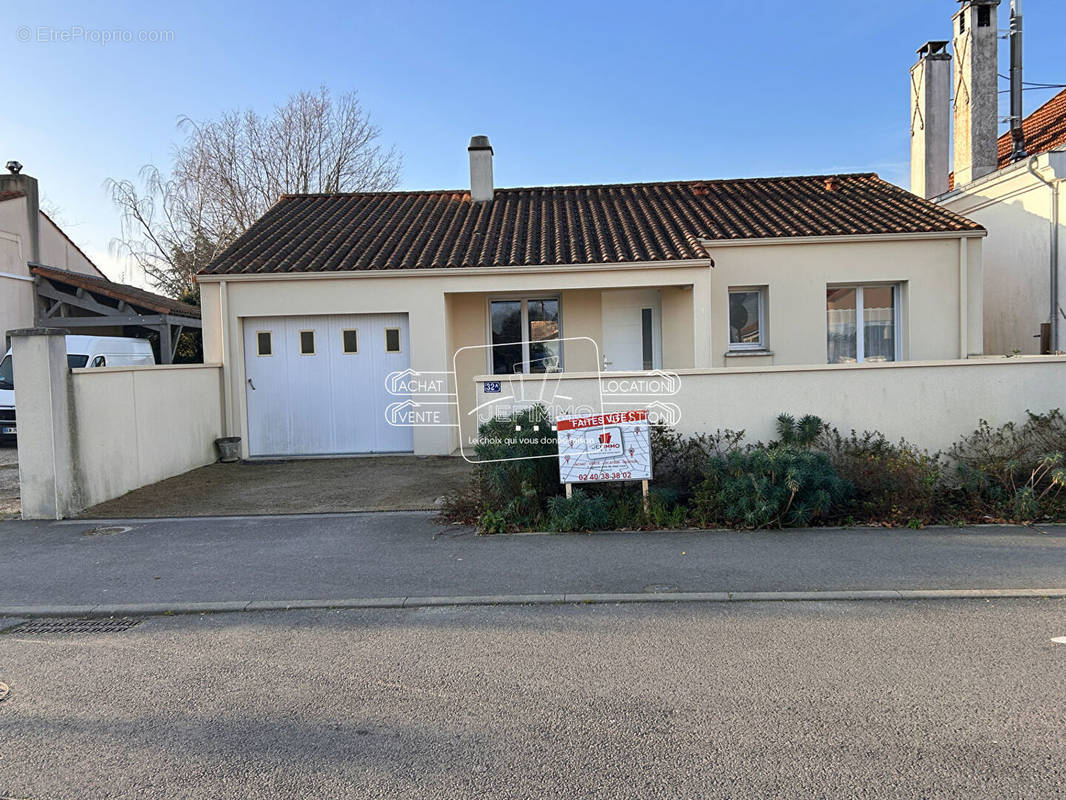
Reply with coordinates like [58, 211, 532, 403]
[556, 410, 652, 484]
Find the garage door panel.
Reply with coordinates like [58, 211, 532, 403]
[244, 313, 413, 457]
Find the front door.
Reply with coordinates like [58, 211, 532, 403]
[601, 289, 662, 371]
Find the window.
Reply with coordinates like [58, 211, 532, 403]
[959, 12, 965, 33]
[256, 331, 272, 356]
[299, 330, 315, 355]
[827, 285, 899, 364]
[342, 329, 358, 354]
[977, 6, 990, 27]
[90, 356, 106, 368]
[384, 328, 401, 353]
[728, 289, 766, 350]
[490, 297, 561, 374]
[67, 355, 89, 369]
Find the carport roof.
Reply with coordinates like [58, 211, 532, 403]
[199, 172, 985, 276]
[31, 264, 201, 318]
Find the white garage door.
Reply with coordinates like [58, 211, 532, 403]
[243, 314, 414, 456]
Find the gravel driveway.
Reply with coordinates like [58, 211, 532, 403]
[0, 444, 18, 519]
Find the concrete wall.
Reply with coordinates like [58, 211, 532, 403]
[68, 364, 224, 510]
[12, 325, 224, 518]
[940, 151, 1065, 355]
[472, 356, 1066, 455]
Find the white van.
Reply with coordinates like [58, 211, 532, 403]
[0, 335, 155, 441]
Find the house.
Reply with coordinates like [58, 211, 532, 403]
[197, 137, 985, 459]
[1, 162, 108, 346]
[0, 162, 201, 361]
[909, 0, 1065, 356]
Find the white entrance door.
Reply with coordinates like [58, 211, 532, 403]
[243, 313, 414, 456]
[601, 289, 662, 371]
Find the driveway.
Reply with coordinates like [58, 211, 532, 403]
[80, 455, 473, 518]
[0, 443, 18, 519]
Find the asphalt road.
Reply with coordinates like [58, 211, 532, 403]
[1, 599, 1065, 798]
[1, 514, 1065, 608]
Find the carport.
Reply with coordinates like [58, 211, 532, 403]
[31, 263, 201, 363]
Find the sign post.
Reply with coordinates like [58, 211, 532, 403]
[556, 410, 652, 508]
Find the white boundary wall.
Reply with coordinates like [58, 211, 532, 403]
[12, 328, 223, 518]
[474, 357, 1066, 453]
[69, 364, 223, 510]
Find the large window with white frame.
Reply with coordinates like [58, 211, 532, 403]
[728, 288, 767, 350]
[827, 284, 900, 364]
[489, 297, 562, 374]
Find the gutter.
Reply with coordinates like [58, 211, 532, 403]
[1027, 156, 1062, 351]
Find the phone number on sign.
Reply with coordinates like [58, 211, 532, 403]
[576, 471, 633, 481]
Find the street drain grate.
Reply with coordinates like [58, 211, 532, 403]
[82, 525, 132, 536]
[2, 618, 141, 635]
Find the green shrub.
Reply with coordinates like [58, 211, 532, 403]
[949, 410, 1066, 521]
[694, 445, 852, 529]
[472, 405, 560, 530]
[650, 425, 744, 503]
[818, 428, 945, 524]
[774, 413, 825, 449]
[546, 488, 611, 532]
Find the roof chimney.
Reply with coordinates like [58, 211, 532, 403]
[468, 135, 493, 203]
[952, 0, 1001, 186]
[0, 160, 40, 264]
[910, 41, 952, 199]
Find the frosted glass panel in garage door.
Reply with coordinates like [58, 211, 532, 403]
[243, 314, 413, 456]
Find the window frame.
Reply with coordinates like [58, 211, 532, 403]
[384, 327, 402, 353]
[727, 287, 767, 351]
[826, 283, 902, 364]
[298, 329, 316, 356]
[256, 330, 273, 357]
[485, 294, 564, 375]
[342, 328, 359, 354]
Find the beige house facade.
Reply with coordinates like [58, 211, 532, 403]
[1, 165, 106, 347]
[197, 141, 985, 459]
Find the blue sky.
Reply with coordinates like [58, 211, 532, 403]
[3, 0, 1065, 284]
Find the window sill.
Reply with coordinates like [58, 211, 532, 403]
[724, 349, 774, 358]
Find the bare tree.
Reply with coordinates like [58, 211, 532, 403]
[107, 87, 401, 296]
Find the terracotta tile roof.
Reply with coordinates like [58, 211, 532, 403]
[200, 173, 984, 275]
[950, 87, 1066, 190]
[31, 264, 201, 318]
[997, 87, 1066, 167]
[0, 190, 26, 202]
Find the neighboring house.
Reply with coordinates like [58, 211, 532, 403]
[197, 137, 985, 459]
[939, 89, 1065, 355]
[909, 0, 1065, 356]
[0, 162, 201, 360]
[1, 163, 106, 346]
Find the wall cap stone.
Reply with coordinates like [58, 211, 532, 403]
[8, 327, 70, 337]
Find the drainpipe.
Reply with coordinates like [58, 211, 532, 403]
[1027, 156, 1061, 351]
[958, 237, 968, 358]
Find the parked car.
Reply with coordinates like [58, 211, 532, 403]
[0, 335, 155, 442]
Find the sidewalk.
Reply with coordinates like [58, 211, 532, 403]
[2, 513, 1065, 614]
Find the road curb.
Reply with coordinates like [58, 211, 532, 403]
[3, 588, 1065, 619]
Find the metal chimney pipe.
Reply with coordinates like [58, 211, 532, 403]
[1009, 0, 1027, 162]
